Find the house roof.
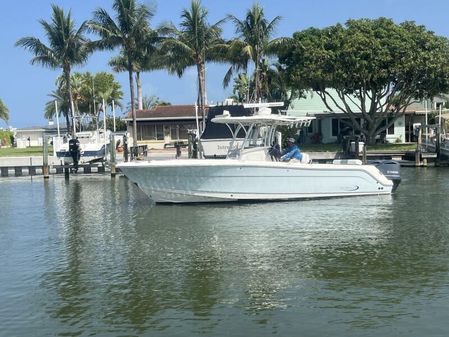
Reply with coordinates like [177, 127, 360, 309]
[15, 124, 68, 132]
[124, 105, 208, 121]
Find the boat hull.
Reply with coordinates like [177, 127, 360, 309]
[56, 146, 107, 164]
[118, 160, 394, 203]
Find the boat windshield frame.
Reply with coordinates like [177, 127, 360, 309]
[211, 114, 315, 158]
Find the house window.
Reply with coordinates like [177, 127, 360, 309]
[380, 118, 395, 135]
[138, 122, 197, 141]
[170, 126, 179, 140]
[331, 117, 364, 140]
[156, 125, 164, 140]
[332, 118, 340, 137]
[388, 118, 395, 135]
[139, 125, 154, 140]
[179, 125, 192, 139]
[138, 124, 164, 140]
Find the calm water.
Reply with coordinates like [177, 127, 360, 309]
[1, 168, 449, 337]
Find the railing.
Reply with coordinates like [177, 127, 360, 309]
[130, 145, 148, 160]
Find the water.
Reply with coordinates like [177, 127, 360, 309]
[1, 168, 449, 337]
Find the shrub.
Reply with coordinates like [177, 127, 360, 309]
[0, 130, 13, 146]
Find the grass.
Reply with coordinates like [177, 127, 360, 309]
[365, 143, 416, 151]
[0, 146, 53, 157]
[301, 143, 416, 152]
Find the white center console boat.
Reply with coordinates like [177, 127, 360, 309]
[118, 103, 400, 203]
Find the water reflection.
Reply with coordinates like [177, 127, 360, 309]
[18, 169, 448, 336]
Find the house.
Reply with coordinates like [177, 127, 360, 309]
[290, 91, 447, 144]
[14, 122, 68, 148]
[123, 105, 205, 149]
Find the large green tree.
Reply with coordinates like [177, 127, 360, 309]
[88, 0, 154, 151]
[16, 5, 91, 134]
[226, 3, 283, 103]
[163, 0, 225, 130]
[280, 18, 449, 144]
[0, 98, 9, 123]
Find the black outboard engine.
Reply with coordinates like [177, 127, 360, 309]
[69, 138, 81, 172]
[370, 160, 401, 192]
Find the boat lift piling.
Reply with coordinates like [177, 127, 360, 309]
[109, 133, 117, 177]
[415, 126, 423, 166]
[415, 124, 445, 166]
[43, 135, 50, 179]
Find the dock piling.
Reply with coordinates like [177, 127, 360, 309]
[43, 135, 50, 179]
[109, 133, 117, 177]
[415, 127, 422, 166]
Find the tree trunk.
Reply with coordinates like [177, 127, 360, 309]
[65, 113, 71, 135]
[136, 72, 143, 110]
[197, 61, 206, 132]
[128, 60, 138, 152]
[254, 50, 260, 103]
[65, 68, 76, 136]
[365, 131, 377, 146]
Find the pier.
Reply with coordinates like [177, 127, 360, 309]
[0, 163, 109, 177]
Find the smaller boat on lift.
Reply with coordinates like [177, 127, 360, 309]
[118, 102, 401, 204]
[55, 130, 110, 164]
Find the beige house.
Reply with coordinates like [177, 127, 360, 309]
[124, 105, 205, 149]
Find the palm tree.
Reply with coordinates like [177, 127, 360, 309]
[109, 41, 166, 110]
[0, 98, 9, 123]
[227, 4, 282, 102]
[45, 89, 68, 123]
[259, 61, 300, 108]
[88, 0, 154, 152]
[16, 5, 91, 134]
[163, 0, 225, 130]
[230, 73, 250, 103]
[56, 73, 86, 117]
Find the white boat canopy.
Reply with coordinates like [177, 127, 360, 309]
[211, 114, 315, 128]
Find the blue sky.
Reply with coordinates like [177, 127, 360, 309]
[2, 0, 449, 128]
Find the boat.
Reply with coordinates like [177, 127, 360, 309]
[55, 130, 110, 164]
[118, 103, 401, 203]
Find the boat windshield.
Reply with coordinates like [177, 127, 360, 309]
[241, 124, 272, 149]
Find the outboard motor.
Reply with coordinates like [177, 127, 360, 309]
[69, 138, 81, 172]
[370, 160, 401, 192]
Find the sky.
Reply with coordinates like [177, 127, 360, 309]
[2, 0, 449, 128]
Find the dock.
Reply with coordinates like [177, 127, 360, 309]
[0, 163, 109, 177]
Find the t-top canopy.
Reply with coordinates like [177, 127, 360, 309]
[211, 114, 315, 128]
